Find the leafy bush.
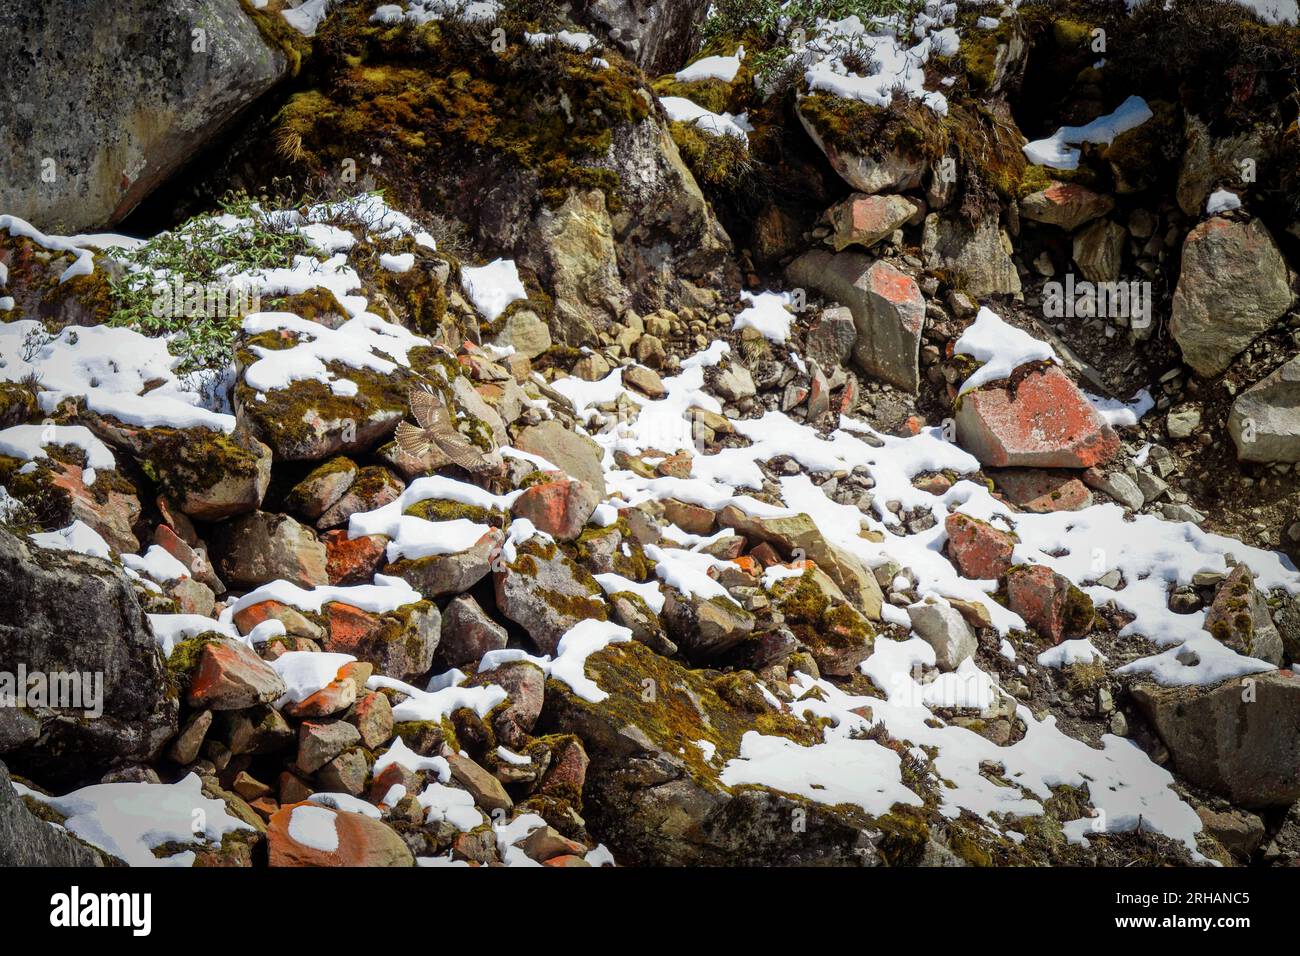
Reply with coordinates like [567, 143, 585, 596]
[106, 189, 308, 379]
[704, 0, 925, 88]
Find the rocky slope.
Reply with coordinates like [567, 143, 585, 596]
[2, 0, 1300, 868]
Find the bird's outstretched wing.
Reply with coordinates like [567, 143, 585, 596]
[394, 421, 433, 458]
[408, 384, 445, 432]
[433, 428, 490, 473]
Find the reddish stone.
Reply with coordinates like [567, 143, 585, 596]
[322, 602, 437, 684]
[154, 522, 223, 592]
[662, 498, 716, 535]
[322, 529, 388, 585]
[748, 542, 782, 567]
[48, 461, 140, 553]
[250, 796, 279, 821]
[1005, 564, 1094, 644]
[509, 478, 600, 541]
[1019, 181, 1114, 230]
[945, 513, 1016, 580]
[989, 468, 1093, 513]
[267, 804, 414, 867]
[913, 473, 953, 495]
[368, 762, 421, 806]
[187, 639, 287, 711]
[836, 375, 859, 416]
[283, 677, 357, 719]
[955, 365, 1120, 468]
[543, 854, 592, 867]
[232, 599, 324, 641]
[655, 452, 694, 479]
[538, 735, 589, 801]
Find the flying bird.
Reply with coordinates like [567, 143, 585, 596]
[395, 383, 495, 473]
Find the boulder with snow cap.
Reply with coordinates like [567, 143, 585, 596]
[494, 535, 609, 655]
[0, 528, 177, 783]
[268, 803, 414, 867]
[955, 365, 1120, 469]
[510, 478, 601, 541]
[718, 506, 884, 619]
[384, 526, 504, 600]
[542, 639, 880, 865]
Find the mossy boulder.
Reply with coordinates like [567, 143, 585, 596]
[542, 640, 881, 865]
[493, 534, 609, 655]
[1202, 565, 1283, 666]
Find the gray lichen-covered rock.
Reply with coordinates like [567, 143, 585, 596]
[1228, 354, 1300, 462]
[573, 0, 712, 76]
[0, 0, 287, 231]
[0, 761, 105, 866]
[785, 250, 924, 392]
[1170, 217, 1294, 378]
[1132, 671, 1300, 808]
[0, 528, 177, 785]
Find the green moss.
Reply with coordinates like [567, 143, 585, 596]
[957, 14, 1017, 92]
[165, 632, 224, 694]
[652, 76, 735, 115]
[278, 8, 652, 211]
[265, 287, 350, 325]
[799, 92, 947, 163]
[555, 640, 822, 788]
[668, 121, 753, 189]
[874, 805, 932, 866]
[404, 497, 505, 525]
[239, 0, 312, 76]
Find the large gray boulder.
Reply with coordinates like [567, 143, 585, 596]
[573, 0, 712, 75]
[0, 0, 288, 231]
[786, 250, 925, 392]
[0, 761, 105, 866]
[1228, 354, 1300, 462]
[1170, 217, 1294, 378]
[1132, 671, 1300, 808]
[0, 528, 177, 786]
